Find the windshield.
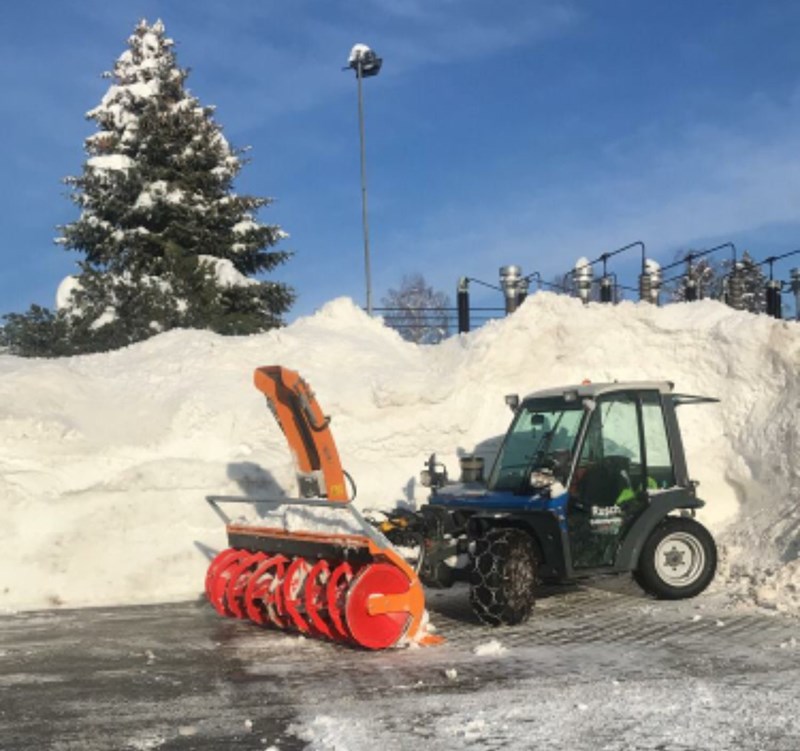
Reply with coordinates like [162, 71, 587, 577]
[488, 397, 585, 492]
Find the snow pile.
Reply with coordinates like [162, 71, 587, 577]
[0, 294, 798, 614]
[473, 639, 508, 657]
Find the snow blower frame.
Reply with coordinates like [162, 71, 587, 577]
[204, 366, 434, 650]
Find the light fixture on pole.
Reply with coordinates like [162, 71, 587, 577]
[346, 43, 382, 315]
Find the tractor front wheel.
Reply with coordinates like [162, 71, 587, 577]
[635, 517, 717, 600]
[469, 528, 538, 626]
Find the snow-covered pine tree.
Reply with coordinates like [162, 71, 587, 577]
[5, 19, 293, 356]
[667, 251, 724, 302]
[720, 251, 767, 313]
[2, 306, 72, 357]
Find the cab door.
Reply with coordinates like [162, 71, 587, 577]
[567, 392, 648, 569]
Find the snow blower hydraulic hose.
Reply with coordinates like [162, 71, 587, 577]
[204, 366, 437, 650]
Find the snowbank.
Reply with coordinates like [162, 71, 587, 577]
[0, 295, 797, 614]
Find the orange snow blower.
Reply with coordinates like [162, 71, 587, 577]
[205, 366, 435, 650]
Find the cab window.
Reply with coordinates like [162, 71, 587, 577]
[640, 391, 675, 488]
[576, 394, 643, 507]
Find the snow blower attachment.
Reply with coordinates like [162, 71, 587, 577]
[205, 366, 433, 650]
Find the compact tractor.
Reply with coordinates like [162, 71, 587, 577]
[379, 380, 719, 627]
[205, 367, 718, 648]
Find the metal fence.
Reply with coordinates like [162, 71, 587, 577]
[372, 306, 505, 342]
[372, 244, 800, 339]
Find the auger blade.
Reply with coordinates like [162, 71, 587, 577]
[303, 560, 333, 639]
[225, 552, 266, 620]
[208, 549, 248, 617]
[326, 562, 354, 642]
[282, 558, 313, 634]
[206, 548, 244, 600]
[244, 554, 288, 626]
[345, 562, 422, 650]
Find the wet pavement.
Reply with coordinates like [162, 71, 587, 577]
[1, 579, 798, 750]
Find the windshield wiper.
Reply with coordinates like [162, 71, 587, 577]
[519, 411, 565, 493]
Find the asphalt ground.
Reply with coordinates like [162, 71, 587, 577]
[1, 579, 798, 751]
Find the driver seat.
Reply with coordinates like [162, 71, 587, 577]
[578, 455, 632, 507]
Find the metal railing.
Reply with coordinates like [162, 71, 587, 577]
[372, 306, 505, 341]
[370, 242, 799, 338]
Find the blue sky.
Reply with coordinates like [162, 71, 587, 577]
[3, 0, 800, 321]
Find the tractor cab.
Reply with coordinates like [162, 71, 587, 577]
[426, 381, 717, 579]
[489, 382, 687, 495]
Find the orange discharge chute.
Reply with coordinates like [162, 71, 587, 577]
[204, 366, 438, 650]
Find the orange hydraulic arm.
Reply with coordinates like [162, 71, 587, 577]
[253, 366, 348, 502]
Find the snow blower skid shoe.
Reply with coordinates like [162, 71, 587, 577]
[204, 366, 437, 650]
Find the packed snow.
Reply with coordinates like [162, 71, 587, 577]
[473, 639, 508, 656]
[0, 294, 798, 616]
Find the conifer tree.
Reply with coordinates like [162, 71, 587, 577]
[722, 251, 767, 313]
[667, 251, 724, 302]
[4, 19, 293, 356]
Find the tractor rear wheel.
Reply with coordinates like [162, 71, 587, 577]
[635, 517, 717, 600]
[469, 528, 538, 626]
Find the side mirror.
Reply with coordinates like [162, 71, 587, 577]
[505, 394, 519, 412]
[420, 453, 448, 491]
[529, 467, 554, 490]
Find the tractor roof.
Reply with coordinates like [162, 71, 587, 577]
[523, 381, 674, 402]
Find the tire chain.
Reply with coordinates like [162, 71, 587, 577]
[469, 529, 538, 626]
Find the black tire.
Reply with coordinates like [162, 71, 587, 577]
[469, 528, 538, 626]
[635, 517, 717, 600]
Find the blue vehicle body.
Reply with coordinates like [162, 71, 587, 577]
[412, 381, 713, 586]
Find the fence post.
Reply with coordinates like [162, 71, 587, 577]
[765, 279, 782, 319]
[457, 277, 470, 333]
[599, 276, 613, 303]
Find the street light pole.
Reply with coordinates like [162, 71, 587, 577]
[347, 44, 382, 315]
[356, 61, 372, 315]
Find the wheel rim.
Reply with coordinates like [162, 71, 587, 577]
[654, 532, 706, 587]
